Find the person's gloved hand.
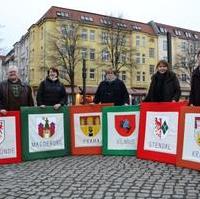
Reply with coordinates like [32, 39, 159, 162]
[0, 109, 7, 115]
[40, 105, 46, 108]
[54, 104, 61, 110]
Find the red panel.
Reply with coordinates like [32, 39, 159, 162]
[70, 103, 112, 155]
[176, 106, 200, 170]
[137, 102, 186, 165]
[0, 111, 21, 164]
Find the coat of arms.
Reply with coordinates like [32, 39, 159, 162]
[38, 117, 55, 138]
[154, 117, 169, 139]
[115, 115, 135, 137]
[0, 120, 5, 144]
[194, 117, 200, 146]
[80, 116, 100, 137]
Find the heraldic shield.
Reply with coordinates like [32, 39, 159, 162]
[80, 116, 100, 137]
[38, 117, 55, 139]
[194, 117, 200, 146]
[115, 115, 135, 137]
[0, 120, 5, 144]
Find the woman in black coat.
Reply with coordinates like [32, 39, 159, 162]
[36, 67, 67, 110]
[93, 68, 129, 106]
[144, 60, 181, 102]
[189, 50, 200, 106]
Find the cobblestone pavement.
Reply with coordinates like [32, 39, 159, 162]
[0, 156, 199, 199]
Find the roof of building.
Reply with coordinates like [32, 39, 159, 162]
[32, 6, 156, 36]
[153, 21, 200, 40]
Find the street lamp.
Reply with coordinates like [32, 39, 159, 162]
[82, 59, 86, 104]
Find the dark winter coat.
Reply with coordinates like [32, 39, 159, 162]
[36, 78, 67, 106]
[0, 80, 34, 110]
[189, 66, 200, 106]
[93, 78, 129, 106]
[144, 71, 181, 102]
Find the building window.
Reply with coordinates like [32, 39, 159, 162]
[136, 53, 140, 64]
[81, 29, 88, 40]
[142, 36, 146, 47]
[136, 35, 140, 47]
[90, 49, 95, 60]
[149, 65, 154, 75]
[57, 12, 69, 17]
[163, 56, 168, 61]
[185, 32, 192, 38]
[121, 53, 126, 63]
[174, 29, 181, 36]
[121, 71, 126, 81]
[136, 71, 141, 81]
[181, 42, 187, 52]
[81, 16, 93, 22]
[159, 27, 167, 33]
[132, 25, 141, 31]
[163, 40, 167, 51]
[102, 32, 108, 44]
[90, 30, 95, 41]
[89, 68, 95, 79]
[81, 48, 87, 59]
[142, 72, 145, 81]
[100, 18, 111, 25]
[181, 74, 187, 81]
[149, 48, 155, 58]
[142, 54, 145, 64]
[102, 50, 109, 61]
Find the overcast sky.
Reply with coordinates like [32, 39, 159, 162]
[0, 0, 200, 54]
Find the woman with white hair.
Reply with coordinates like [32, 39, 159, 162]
[0, 65, 34, 114]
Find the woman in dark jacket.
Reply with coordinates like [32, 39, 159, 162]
[93, 68, 129, 106]
[36, 67, 67, 110]
[189, 50, 200, 106]
[144, 60, 181, 102]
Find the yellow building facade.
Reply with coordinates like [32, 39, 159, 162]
[28, 6, 158, 104]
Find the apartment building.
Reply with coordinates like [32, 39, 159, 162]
[150, 21, 200, 98]
[10, 6, 200, 103]
[26, 6, 157, 103]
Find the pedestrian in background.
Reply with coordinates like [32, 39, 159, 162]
[189, 50, 200, 106]
[36, 67, 68, 110]
[93, 68, 129, 106]
[144, 60, 181, 102]
[0, 65, 34, 114]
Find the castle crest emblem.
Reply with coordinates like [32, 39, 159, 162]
[0, 120, 5, 144]
[80, 116, 100, 137]
[194, 117, 200, 147]
[154, 117, 169, 139]
[115, 115, 135, 137]
[38, 117, 55, 138]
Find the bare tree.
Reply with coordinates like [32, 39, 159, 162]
[174, 40, 200, 84]
[101, 16, 136, 75]
[47, 22, 81, 105]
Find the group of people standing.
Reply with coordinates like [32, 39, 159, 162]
[0, 66, 67, 114]
[0, 50, 200, 113]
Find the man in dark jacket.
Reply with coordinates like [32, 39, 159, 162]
[0, 65, 34, 114]
[93, 68, 129, 106]
[144, 60, 181, 102]
[189, 50, 200, 106]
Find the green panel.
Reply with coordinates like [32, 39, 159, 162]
[102, 105, 140, 156]
[21, 106, 70, 161]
